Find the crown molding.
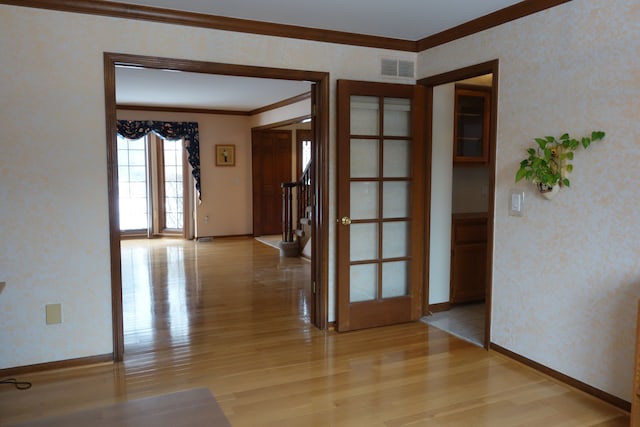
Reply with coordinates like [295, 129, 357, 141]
[116, 104, 251, 116]
[249, 92, 311, 115]
[3, 0, 572, 52]
[116, 92, 311, 116]
[2, 0, 417, 52]
[417, 0, 572, 51]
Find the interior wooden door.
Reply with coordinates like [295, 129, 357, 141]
[252, 130, 292, 236]
[336, 80, 425, 332]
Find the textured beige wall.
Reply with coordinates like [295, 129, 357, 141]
[1, 1, 637, 403]
[0, 4, 416, 369]
[419, 0, 640, 400]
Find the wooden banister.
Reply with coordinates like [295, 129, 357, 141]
[281, 164, 312, 246]
[281, 182, 296, 243]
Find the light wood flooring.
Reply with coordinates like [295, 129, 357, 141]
[0, 237, 630, 426]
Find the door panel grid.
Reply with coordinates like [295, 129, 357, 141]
[337, 80, 425, 331]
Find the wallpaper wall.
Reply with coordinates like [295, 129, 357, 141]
[0, 4, 415, 369]
[0, 0, 637, 403]
[419, 0, 640, 400]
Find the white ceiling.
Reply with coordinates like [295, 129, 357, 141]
[108, 0, 523, 40]
[113, 0, 517, 110]
[116, 67, 312, 111]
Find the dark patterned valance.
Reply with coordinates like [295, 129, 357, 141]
[117, 120, 201, 199]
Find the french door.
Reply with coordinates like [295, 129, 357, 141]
[336, 80, 425, 331]
[117, 133, 190, 238]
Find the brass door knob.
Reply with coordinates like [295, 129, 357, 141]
[338, 216, 352, 225]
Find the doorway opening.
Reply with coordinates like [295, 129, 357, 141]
[251, 118, 314, 258]
[418, 60, 498, 349]
[104, 53, 329, 361]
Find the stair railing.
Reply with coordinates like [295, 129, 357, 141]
[281, 182, 296, 243]
[281, 163, 311, 245]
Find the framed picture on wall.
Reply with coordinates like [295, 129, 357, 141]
[215, 144, 235, 166]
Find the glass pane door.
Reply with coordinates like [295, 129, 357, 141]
[161, 139, 184, 231]
[336, 80, 425, 332]
[348, 96, 412, 303]
[118, 135, 150, 232]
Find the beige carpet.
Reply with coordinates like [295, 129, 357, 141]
[9, 388, 230, 427]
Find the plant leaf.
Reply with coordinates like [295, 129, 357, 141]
[535, 138, 547, 149]
[515, 168, 527, 182]
[560, 133, 569, 140]
[582, 137, 591, 149]
[562, 178, 571, 187]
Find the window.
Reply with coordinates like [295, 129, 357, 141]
[296, 129, 312, 176]
[161, 138, 184, 230]
[118, 135, 149, 231]
[117, 134, 186, 236]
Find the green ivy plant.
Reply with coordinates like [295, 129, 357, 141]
[515, 131, 606, 189]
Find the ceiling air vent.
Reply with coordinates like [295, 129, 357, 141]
[381, 58, 415, 78]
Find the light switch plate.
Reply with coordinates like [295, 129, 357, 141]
[46, 303, 62, 325]
[509, 189, 524, 217]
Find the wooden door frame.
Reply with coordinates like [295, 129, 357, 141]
[104, 52, 330, 361]
[418, 59, 499, 349]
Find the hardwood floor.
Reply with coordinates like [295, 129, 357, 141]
[0, 238, 629, 426]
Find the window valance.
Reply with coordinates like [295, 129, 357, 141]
[117, 120, 201, 199]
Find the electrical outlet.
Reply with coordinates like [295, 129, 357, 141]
[46, 303, 62, 325]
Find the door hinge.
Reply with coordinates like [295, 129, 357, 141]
[312, 281, 317, 294]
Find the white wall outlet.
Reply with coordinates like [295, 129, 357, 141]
[45, 303, 62, 325]
[509, 189, 524, 217]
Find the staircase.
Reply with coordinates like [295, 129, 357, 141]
[281, 164, 312, 257]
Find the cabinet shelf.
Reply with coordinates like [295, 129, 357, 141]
[453, 85, 490, 165]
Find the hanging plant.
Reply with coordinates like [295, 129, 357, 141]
[515, 131, 605, 196]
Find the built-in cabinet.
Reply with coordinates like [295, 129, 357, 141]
[632, 300, 640, 426]
[450, 213, 487, 304]
[453, 85, 490, 165]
